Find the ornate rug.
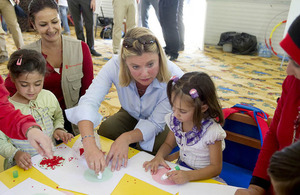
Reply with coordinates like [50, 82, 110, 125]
[0, 27, 287, 119]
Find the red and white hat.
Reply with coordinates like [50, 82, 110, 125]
[280, 15, 300, 66]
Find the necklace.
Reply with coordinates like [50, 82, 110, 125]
[292, 106, 300, 143]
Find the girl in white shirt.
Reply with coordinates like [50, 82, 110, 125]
[143, 72, 226, 184]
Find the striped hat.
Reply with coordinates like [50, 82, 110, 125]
[280, 15, 300, 65]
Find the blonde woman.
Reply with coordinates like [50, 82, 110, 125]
[66, 27, 183, 174]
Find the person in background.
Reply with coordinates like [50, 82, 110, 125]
[177, 0, 185, 51]
[140, 0, 159, 29]
[5, 0, 94, 135]
[0, 49, 73, 170]
[0, 24, 8, 63]
[66, 27, 183, 174]
[58, 0, 70, 35]
[235, 14, 300, 195]
[67, 0, 101, 56]
[0, 75, 53, 158]
[267, 141, 300, 195]
[159, 0, 180, 61]
[143, 72, 226, 184]
[0, 0, 24, 49]
[112, 0, 137, 54]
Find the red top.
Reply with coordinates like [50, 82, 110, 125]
[252, 75, 300, 193]
[0, 76, 39, 139]
[5, 41, 93, 110]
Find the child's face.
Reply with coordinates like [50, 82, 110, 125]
[14, 71, 44, 102]
[171, 94, 195, 125]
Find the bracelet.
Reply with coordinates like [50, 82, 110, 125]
[81, 135, 95, 142]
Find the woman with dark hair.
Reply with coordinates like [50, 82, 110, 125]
[5, 0, 94, 135]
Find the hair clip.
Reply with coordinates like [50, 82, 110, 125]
[189, 89, 199, 99]
[171, 76, 179, 84]
[16, 55, 23, 66]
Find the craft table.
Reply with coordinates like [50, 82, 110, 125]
[0, 135, 228, 195]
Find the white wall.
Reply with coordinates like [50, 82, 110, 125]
[284, 0, 300, 36]
[95, 0, 114, 18]
[205, 0, 291, 55]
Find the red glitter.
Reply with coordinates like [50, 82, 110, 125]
[79, 148, 84, 156]
[68, 157, 74, 162]
[39, 155, 65, 170]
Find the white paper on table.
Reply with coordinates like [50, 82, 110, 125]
[121, 151, 192, 195]
[31, 144, 125, 195]
[178, 182, 241, 195]
[0, 181, 9, 194]
[2, 178, 64, 195]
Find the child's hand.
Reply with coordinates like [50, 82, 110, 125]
[53, 129, 74, 143]
[143, 156, 170, 175]
[14, 150, 32, 170]
[168, 170, 190, 184]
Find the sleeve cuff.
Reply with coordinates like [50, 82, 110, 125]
[65, 105, 103, 129]
[250, 176, 271, 190]
[8, 148, 19, 168]
[136, 119, 158, 152]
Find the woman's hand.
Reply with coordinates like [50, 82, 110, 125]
[143, 156, 169, 175]
[53, 129, 74, 143]
[235, 185, 265, 195]
[106, 135, 129, 172]
[84, 142, 106, 174]
[14, 150, 32, 170]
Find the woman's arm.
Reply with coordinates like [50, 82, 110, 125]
[106, 128, 144, 171]
[78, 120, 106, 174]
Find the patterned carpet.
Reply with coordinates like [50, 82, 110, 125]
[0, 27, 288, 119]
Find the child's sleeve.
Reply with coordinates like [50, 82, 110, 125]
[0, 130, 19, 167]
[204, 123, 226, 145]
[51, 93, 65, 131]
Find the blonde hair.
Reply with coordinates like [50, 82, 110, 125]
[119, 27, 171, 87]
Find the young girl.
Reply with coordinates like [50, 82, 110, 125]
[143, 71, 226, 184]
[0, 49, 73, 170]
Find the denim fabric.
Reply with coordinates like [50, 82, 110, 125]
[141, 0, 159, 28]
[59, 5, 70, 33]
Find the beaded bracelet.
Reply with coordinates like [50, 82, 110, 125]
[81, 135, 95, 142]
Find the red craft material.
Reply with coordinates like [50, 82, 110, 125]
[39, 155, 65, 170]
[79, 148, 84, 156]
